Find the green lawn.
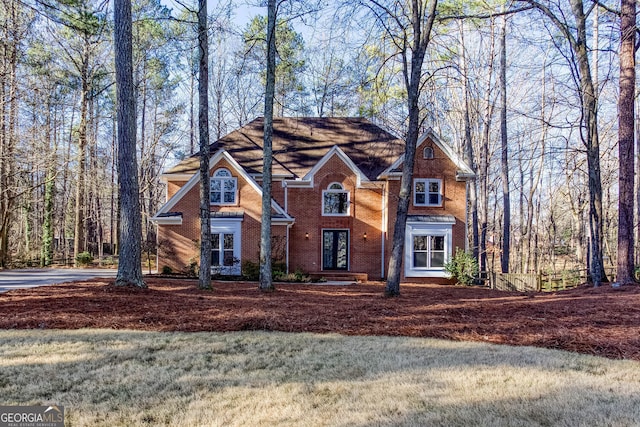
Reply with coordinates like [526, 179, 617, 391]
[1, 329, 639, 426]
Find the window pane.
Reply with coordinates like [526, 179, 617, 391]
[431, 251, 445, 267]
[415, 182, 425, 193]
[211, 191, 221, 203]
[211, 180, 221, 191]
[429, 181, 440, 193]
[215, 169, 231, 177]
[413, 236, 428, 251]
[329, 183, 342, 190]
[323, 232, 334, 269]
[428, 194, 440, 205]
[223, 250, 234, 266]
[415, 193, 426, 205]
[324, 192, 348, 214]
[224, 179, 235, 191]
[414, 252, 427, 267]
[224, 191, 235, 203]
[212, 234, 220, 249]
[223, 234, 234, 250]
[431, 235, 445, 251]
[212, 250, 220, 266]
[336, 232, 348, 269]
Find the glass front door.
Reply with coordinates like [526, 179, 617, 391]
[323, 230, 348, 270]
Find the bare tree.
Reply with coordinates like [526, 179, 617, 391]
[499, 12, 510, 273]
[616, 0, 635, 285]
[198, 0, 212, 289]
[259, 0, 277, 291]
[114, 0, 145, 287]
[369, 0, 439, 297]
[518, 0, 606, 285]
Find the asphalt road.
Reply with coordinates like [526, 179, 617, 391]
[0, 268, 118, 293]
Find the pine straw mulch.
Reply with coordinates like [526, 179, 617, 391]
[1, 277, 640, 361]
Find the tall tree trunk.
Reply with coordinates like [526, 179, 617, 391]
[458, 21, 478, 261]
[197, 0, 212, 289]
[616, 0, 636, 285]
[499, 13, 510, 274]
[114, 0, 145, 287]
[42, 98, 56, 266]
[385, 0, 438, 297]
[0, 0, 18, 267]
[259, 0, 277, 291]
[73, 39, 89, 265]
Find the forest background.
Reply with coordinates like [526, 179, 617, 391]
[0, 0, 633, 279]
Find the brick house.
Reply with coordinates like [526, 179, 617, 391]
[151, 117, 474, 282]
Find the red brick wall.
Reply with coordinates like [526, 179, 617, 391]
[287, 154, 384, 278]
[157, 159, 286, 274]
[158, 140, 468, 284]
[384, 138, 467, 283]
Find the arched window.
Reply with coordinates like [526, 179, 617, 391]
[322, 182, 350, 216]
[210, 168, 237, 205]
[423, 146, 434, 159]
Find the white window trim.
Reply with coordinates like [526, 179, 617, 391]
[322, 182, 350, 216]
[210, 168, 238, 206]
[404, 222, 452, 278]
[413, 178, 443, 207]
[210, 218, 242, 275]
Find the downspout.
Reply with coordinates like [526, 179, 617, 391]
[286, 224, 291, 274]
[284, 181, 290, 273]
[465, 178, 469, 252]
[381, 182, 387, 279]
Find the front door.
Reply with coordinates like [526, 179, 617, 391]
[322, 230, 348, 270]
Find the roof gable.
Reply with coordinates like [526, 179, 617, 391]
[152, 150, 291, 221]
[378, 128, 475, 180]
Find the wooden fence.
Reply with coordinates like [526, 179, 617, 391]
[489, 268, 616, 292]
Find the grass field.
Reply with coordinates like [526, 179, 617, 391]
[1, 330, 640, 426]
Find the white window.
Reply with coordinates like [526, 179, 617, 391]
[405, 222, 453, 278]
[414, 179, 442, 207]
[211, 168, 237, 205]
[210, 219, 242, 275]
[412, 235, 445, 268]
[322, 182, 350, 216]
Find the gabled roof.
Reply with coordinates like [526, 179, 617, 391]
[378, 128, 475, 181]
[165, 117, 406, 181]
[152, 150, 293, 223]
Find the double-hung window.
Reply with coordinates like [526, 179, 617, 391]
[405, 221, 453, 278]
[211, 168, 237, 205]
[322, 182, 349, 216]
[412, 235, 445, 269]
[414, 179, 442, 207]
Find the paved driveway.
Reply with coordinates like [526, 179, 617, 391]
[0, 268, 118, 293]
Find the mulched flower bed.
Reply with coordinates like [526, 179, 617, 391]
[1, 278, 640, 361]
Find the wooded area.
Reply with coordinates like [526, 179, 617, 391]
[0, 0, 636, 285]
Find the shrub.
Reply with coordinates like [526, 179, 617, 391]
[161, 265, 173, 275]
[75, 251, 93, 267]
[444, 249, 478, 286]
[242, 260, 260, 281]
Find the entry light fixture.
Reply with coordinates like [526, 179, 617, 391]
[363, 232, 367, 240]
[305, 232, 309, 239]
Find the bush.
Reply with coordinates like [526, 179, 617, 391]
[242, 260, 299, 282]
[161, 265, 173, 275]
[444, 249, 478, 286]
[242, 260, 260, 281]
[75, 251, 93, 267]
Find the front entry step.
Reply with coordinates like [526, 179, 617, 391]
[309, 272, 368, 283]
